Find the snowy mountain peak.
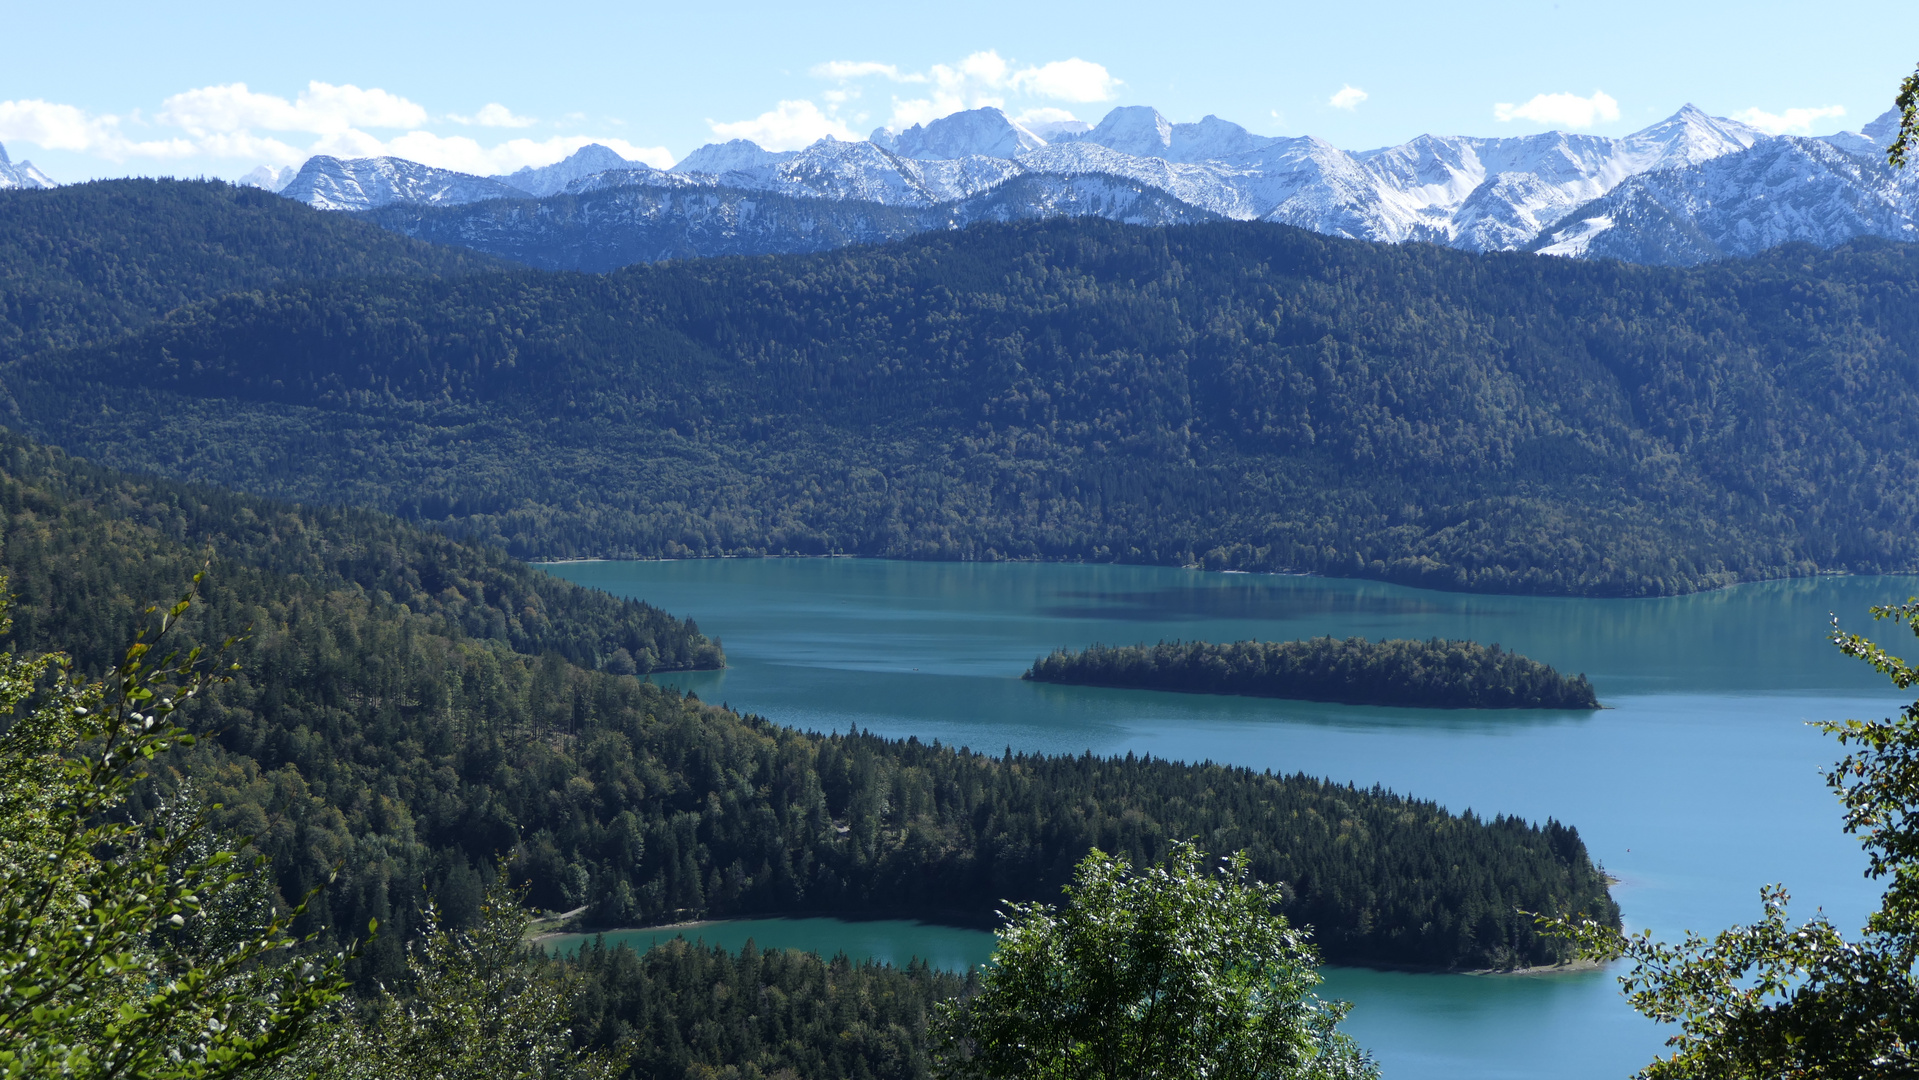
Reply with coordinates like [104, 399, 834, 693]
[1021, 116, 1092, 140]
[280, 155, 527, 211]
[1077, 108, 1276, 163]
[239, 165, 297, 192]
[1085, 106, 1176, 157]
[1863, 108, 1905, 143]
[0, 142, 56, 190]
[1173, 116, 1277, 161]
[498, 144, 647, 197]
[1621, 104, 1767, 170]
[1823, 109, 1906, 155]
[872, 107, 1047, 160]
[672, 139, 798, 175]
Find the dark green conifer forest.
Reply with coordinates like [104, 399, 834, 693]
[564, 939, 968, 1080]
[1026, 637, 1599, 709]
[0, 179, 502, 361]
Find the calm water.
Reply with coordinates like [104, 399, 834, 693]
[543, 558, 1918, 1080]
[544, 917, 997, 972]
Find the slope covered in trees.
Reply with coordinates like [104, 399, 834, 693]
[0, 178, 504, 362]
[1026, 638, 1599, 709]
[10, 214, 1919, 595]
[564, 939, 968, 1080]
[0, 433, 1614, 974]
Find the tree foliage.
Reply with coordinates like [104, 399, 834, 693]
[269, 873, 615, 1080]
[0, 179, 501, 362]
[1550, 600, 1919, 1078]
[0, 573, 350, 1079]
[937, 842, 1376, 1080]
[1890, 64, 1919, 170]
[565, 937, 968, 1080]
[1025, 637, 1598, 709]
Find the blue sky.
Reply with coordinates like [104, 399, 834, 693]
[7, 0, 1918, 183]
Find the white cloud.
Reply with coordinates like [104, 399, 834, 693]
[1014, 106, 1079, 127]
[798, 49, 1119, 135]
[2, 82, 670, 174]
[709, 99, 858, 151]
[1329, 85, 1367, 111]
[0, 98, 195, 160]
[1732, 104, 1846, 135]
[1010, 58, 1118, 103]
[1493, 90, 1621, 129]
[811, 60, 916, 82]
[158, 81, 428, 136]
[449, 103, 537, 128]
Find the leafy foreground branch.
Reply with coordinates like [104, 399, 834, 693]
[0, 574, 614, 1080]
[1545, 600, 1919, 1078]
[0, 573, 350, 1080]
[938, 842, 1378, 1080]
[267, 872, 616, 1080]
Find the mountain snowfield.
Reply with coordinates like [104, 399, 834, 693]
[7, 101, 1911, 266]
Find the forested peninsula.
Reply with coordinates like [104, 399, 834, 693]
[0, 431, 1615, 976]
[10, 181, 1919, 595]
[1026, 638, 1600, 709]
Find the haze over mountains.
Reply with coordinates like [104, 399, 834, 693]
[194, 102, 1919, 268]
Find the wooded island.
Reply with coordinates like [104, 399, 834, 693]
[1026, 637, 1600, 709]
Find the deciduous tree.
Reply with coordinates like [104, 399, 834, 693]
[936, 842, 1377, 1080]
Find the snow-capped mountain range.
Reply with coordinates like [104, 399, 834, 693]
[13, 103, 1916, 268]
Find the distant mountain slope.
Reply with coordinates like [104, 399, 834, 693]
[14, 217, 1919, 597]
[0, 178, 506, 360]
[280, 154, 530, 210]
[355, 172, 1217, 270]
[1531, 136, 1919, 264]
[0, 430, 721, 679]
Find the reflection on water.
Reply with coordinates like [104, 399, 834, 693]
[1039, 579, 1458, 622]
[541, 558, 1917, 1080]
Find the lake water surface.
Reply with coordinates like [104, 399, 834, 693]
[542, 558, 1917, 1080]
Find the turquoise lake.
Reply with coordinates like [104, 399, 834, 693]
[542, 558, 1918, 1080]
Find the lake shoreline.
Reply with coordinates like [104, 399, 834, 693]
[530, 550, 1878, 601]
[531, 915, 1607, 977]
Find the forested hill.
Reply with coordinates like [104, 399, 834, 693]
[0, 178, 505, 360]
[0, 432, 721, 677]
[0, 431, 1615, 975]
[1026, 638, 1600, 709]
[13, 213, 1919, 595]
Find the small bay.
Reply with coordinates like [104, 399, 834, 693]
[543, 557, 1915, 1080]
